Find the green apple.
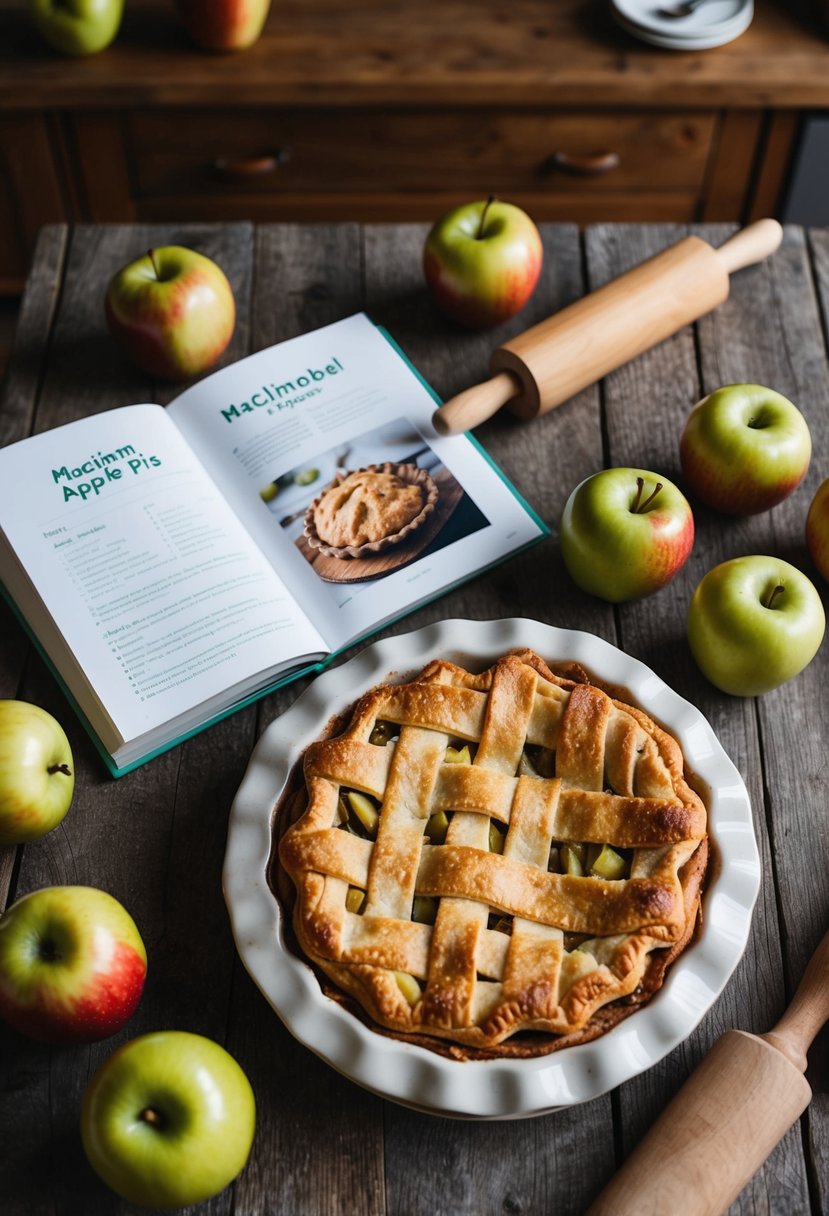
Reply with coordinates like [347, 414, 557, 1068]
[687, 556, 825, 696]
[0, 885, 147, 1043]
[423, 195, 543, 328]
[81, 1031, 256, 1208]
[806, 476, 829, 583]
[175, 0, 271, 51]
[30, 0, 124, 56]
[680, 384, 811, 515]
[0, 700, 73, 845]
[105, 246, 236, 381]
[559, 467, 695, 602]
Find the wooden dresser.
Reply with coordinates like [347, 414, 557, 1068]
[2, 0, 829, 293]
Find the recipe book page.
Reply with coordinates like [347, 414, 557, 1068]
[0, 405, 327, 745]
[168, 313, 545, 651]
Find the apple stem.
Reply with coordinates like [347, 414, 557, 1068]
[147, 249, 160, 280]
[476, 195, 497, 240]
[47, 763, 72, 777]
[631, 476, 664, 513]
[140, 1108, 164, 1128]
[764, 584, 786, 610]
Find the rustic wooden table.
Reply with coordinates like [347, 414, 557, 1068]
[1, 221, 827, 1215]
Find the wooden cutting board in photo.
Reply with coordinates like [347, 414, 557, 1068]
[295, 467, 463, 583]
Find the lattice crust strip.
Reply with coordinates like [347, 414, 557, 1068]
[279, 650, 708, 1049]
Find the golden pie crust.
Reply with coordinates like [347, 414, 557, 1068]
[304, 463, 438, 558]
[274, 649, 708, 1057]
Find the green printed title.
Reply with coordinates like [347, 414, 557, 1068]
[51, 444, 161, 502]
[221, 356, 344, 423]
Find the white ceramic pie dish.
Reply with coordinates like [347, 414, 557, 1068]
[223, 618, 759, 1119]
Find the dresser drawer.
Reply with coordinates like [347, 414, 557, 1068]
[127, 108, 716, 199]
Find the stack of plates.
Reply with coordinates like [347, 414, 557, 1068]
[611, 0, 753, 50]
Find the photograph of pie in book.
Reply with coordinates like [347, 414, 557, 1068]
[272, 648, 709, 1060]
[259, 416, 490, 583]
[305, 462, 440, 557]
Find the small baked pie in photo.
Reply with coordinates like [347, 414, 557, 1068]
[275, 648, 709, 1059]
[304, 462, 439, 558]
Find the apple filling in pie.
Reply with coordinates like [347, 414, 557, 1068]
[275, 649, 708, 1057]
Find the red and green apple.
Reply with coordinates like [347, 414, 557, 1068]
[559, 467, 695, 602]
[30, 0, 123, 56]
[175, 0, 271, 51]
[680, 384, 811, 515]
[0, 885, 147, 1043]
[423, 196, 543, 328]
[105, 246, 236, 381]
[806, 476, 829, 583]
[0, 700, 74, 845]
[81, 1031, 256, 1208]
[687, 555, 825, 695]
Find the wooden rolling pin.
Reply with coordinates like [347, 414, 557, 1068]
[432, 219, 783, 436]
[586, 926, 829, 1216]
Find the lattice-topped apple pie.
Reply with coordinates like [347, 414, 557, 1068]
[275, 649, 708, 1057]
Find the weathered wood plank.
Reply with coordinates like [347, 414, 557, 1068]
[0, 224, 69, 707]
[0, 228, 66, 1028]
[760, 225, 829, 1216]
[0, 228, 71, 908]
[0, 224, 68, 448]
[803, 226, 829, 1216]
[386, 1102, 620, 1216]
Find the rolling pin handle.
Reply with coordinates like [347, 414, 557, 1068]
[715, 218, 783, 275]
[432, 370, 520, 436]
[761, 925, 829, 1073]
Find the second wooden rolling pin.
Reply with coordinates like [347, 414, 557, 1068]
[586, 925, 829, 1216]
[432, 219, 783, 436]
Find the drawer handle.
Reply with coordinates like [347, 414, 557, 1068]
[212, 150, 291, 178]
[546, 150, 621, 177]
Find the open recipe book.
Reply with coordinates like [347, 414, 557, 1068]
[0, 314, 547, 775]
